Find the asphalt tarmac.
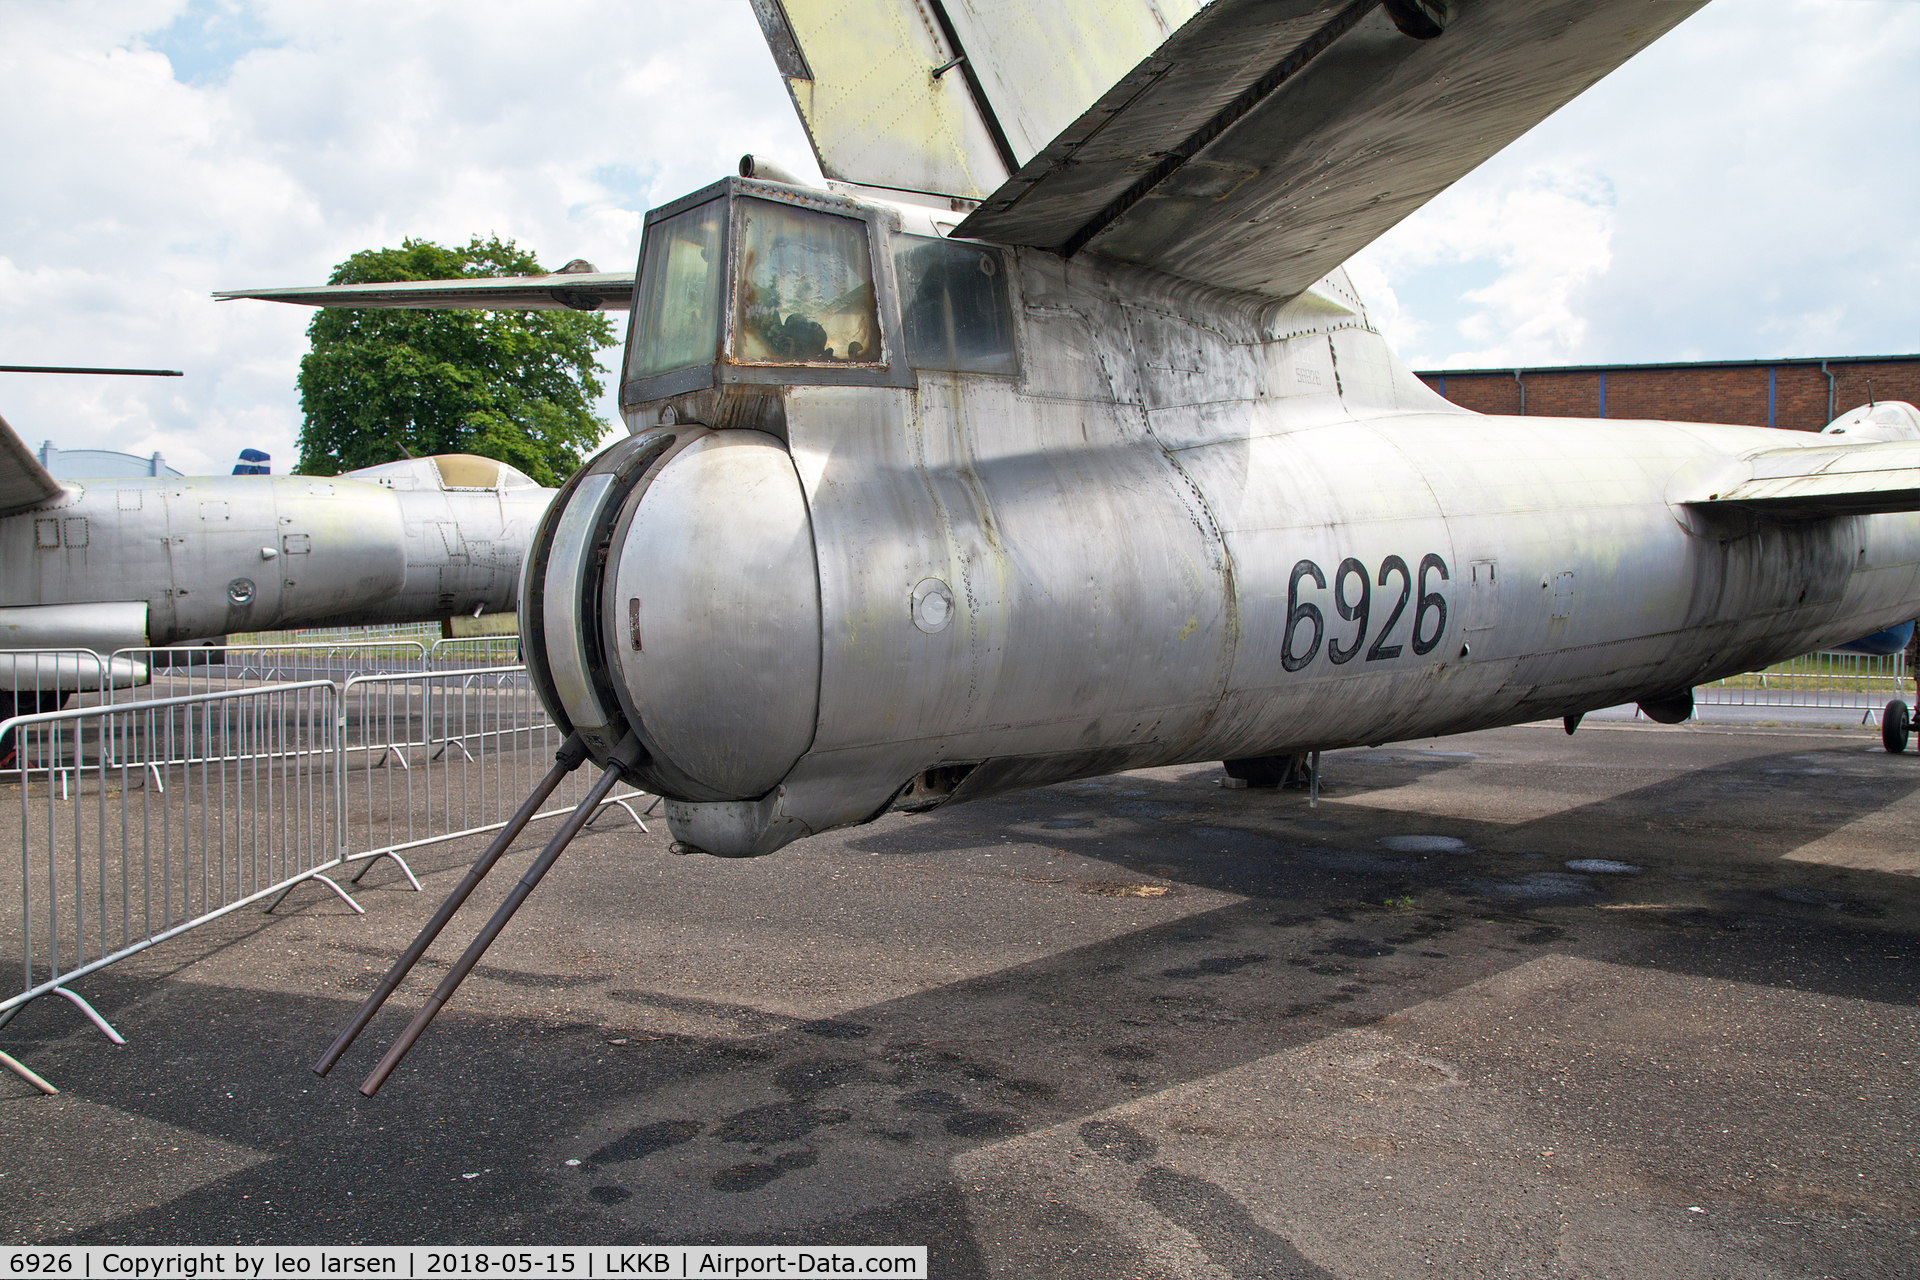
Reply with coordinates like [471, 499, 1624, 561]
[3, 719, 1917, 1278]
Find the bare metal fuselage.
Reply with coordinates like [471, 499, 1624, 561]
[1, 469, 550, 650]
[532, 246, 1920, 857]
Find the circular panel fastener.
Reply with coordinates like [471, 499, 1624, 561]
[910, 578, 955, 634]
[227, 578, 255, 605]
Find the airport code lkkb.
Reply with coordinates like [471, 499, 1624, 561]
[2, 1249, 927, 1279]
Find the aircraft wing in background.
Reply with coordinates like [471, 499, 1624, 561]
[0, 411, 64, 516]
[758, 0, 1710, 300]
[212, 270, 634, 313]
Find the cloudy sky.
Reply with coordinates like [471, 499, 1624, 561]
[1, 0, 1915, 476]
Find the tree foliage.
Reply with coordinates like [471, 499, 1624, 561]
[296, 236, 616, 485]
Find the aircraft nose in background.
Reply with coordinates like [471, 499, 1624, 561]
[603, 430, 822, 800]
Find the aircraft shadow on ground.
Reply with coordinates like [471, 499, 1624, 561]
[3, 738, 1917, 1274]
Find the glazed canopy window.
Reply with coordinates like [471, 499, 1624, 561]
[893, 235, 1015, 375]
[732, 200, 881, 366]
[627, 198, 726, 382]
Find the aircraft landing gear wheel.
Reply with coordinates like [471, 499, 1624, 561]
[1882, 700, 1910, 754]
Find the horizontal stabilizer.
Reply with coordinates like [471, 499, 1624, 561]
[0, 411, 64, 516]
[1687, 438, 1920, 522]
[212, 272, 634, 313]
[936, 0, 1706, 299]
[754, 0, 1206, 201]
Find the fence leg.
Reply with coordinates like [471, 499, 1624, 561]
[586, 794, 649, 833]
[0, 1049, 57, 1095]
[348, 850, 422, 890]
[146, 761, 165, 793]
[264, 871, 364, 916]
[53, 986, 127, 1045]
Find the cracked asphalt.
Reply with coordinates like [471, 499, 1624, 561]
[3, 719, 1917, 1278]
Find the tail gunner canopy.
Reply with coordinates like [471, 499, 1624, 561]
[620, 176, 1016, 416]
[622, 179, 910, 409]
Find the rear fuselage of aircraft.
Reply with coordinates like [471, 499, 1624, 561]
[523, 177, 1920, 857]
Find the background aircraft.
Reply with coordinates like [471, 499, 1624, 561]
[0, 405, 552, 718]
[223, 0, 1920, 863]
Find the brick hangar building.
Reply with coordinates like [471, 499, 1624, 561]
[1417, 353, 1920, 430]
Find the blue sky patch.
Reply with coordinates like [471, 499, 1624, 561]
[144, 0, 280, 87]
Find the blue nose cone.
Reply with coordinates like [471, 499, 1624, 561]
[1831, 620, 1914, 656]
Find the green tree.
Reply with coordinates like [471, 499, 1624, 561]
[296, 236, 616, 485]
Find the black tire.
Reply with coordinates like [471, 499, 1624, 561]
[1883, 700, 1910, 754]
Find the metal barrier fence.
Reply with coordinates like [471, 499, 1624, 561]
[110, 639, 432, 704]
[337, 665, 645, 887]
[1700, 651, 1912, 718]
[230, 622, 442, 647]
[0, 653, 647, 1095]
[94, 637, 522, 707]
[0, 682, 344, 1091]
[428, 636, 523, 669]
[4, 650, 129, 768]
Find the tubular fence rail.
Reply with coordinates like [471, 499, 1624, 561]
[1, 646, 647, 1095]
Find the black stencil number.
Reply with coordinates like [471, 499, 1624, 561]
[1279, 552, 1449, 672]
[1411, 553, 1449, 655]
[1328, 557, 1369, 665]
[1282, 559, 1326, 672]
[1366, 556, 1411, 662]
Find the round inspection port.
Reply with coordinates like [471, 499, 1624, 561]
[911, 578, 955, 634]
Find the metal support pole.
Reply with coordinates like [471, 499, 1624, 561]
[1309, 750, 1321, 808]
[0, 1048, 57, 1095]
[314, 734, 589, 1077]
[359, 736, 642, 1096]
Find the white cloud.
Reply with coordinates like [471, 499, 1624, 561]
[1354, 0, 1920, 370]
[1361, 170, 1616, 368]
[0, 0, 813, 474]
[2, 0, 1913, 474]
